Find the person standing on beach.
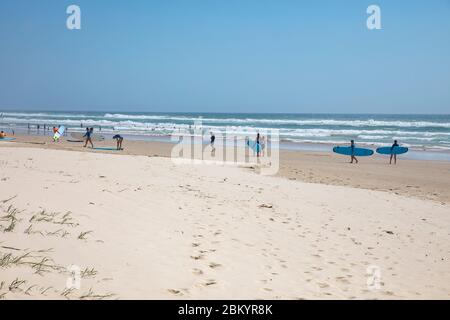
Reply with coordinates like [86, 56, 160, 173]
[113, 134, 124, 150]
[256, 133, 261, 157]
[390, 140, 399, 165]
[350, 140, 358, 164]
[83, 127, 94, 148]
[210, 132, 216, 150]
[52, 127, 59, 142]
[210, 132, 216, 156]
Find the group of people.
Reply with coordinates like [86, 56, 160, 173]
[349, 139, 401, 165]
[81, 127, 123, 150]
[49, 126, 124, 150]
[209, 132, 267, 158]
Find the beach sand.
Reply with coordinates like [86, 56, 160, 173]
[5, 133, 450, 203]
[1, 136, 450, 299]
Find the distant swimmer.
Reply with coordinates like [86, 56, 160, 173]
[350, 140, 358, 164]
[83, 127, 94, 148]
[113, 134, 124, 150]
[390, 140, 399, 165]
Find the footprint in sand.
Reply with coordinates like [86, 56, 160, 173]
[335, 276, 351, 284]
[204, 279, 217, 286]
[317, 283, 330, 289]
[192, 268, 203, 275]
[209, 262, 222, 269]
[168, 289, 185, 296]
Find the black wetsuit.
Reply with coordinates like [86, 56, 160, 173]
[391, 142, 399, 150]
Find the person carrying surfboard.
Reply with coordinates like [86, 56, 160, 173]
[390, 140, 399, 165]
[52, 127, 57, 139]
[350, 140, 358, 164]
[83, 127, 94, 148]
[256, 133, 261, 157]
[210, 132, 216, 150]
[53, 126, 60, 142]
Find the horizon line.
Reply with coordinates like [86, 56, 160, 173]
[1, 109, 449, 116]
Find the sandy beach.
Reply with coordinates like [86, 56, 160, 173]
[2, 0, 450, 305]
[4, 133, 450, 203]
[1, 136, 449, 299]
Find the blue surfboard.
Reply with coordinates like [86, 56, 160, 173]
[376, 146, 408, 155]
[0, 138, 16, 141]
[246, 139, 263, 152]
[333, 146, 374, 157]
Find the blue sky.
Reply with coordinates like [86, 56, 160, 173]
[0, 0, 449, 113]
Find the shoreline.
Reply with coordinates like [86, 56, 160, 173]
[2, 133, 450, 203]
[2, 125, 450, 162]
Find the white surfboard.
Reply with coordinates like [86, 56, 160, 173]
[54, 126, 66, 140]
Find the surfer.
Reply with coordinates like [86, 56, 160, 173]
[390, 140, 399, 165]
[83, 127, 94, 148]
[113, 134, 124, 150]
[256, 133, 261, 157]
[52, 127, 59, 142]
[350, 140, 358, 164]
[0, 131, 6, 139]
[210, 132, 216, 150]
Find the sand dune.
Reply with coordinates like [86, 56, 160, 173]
[0, 145, 449, 299]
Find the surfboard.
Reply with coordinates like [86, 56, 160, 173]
[54, 126, 65, 140]
[376, 146, 408, 155]
[333, 146, 374, 157]
[93, 147, 119, 151]
[0, 138, 16, 141]
[246, 139, 264, 152]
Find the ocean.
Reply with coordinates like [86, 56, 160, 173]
[1, 111, 450, 157]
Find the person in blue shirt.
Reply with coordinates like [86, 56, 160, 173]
[350, 140, 358, 164]
[390, 140, 399, 165]
[83, 127, 94, 148]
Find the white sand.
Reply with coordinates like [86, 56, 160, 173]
[0, 146, 449, 299]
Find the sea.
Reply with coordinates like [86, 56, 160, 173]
[1, 111, 450, 160]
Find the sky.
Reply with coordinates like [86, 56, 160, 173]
[0, 0, 449, 114]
